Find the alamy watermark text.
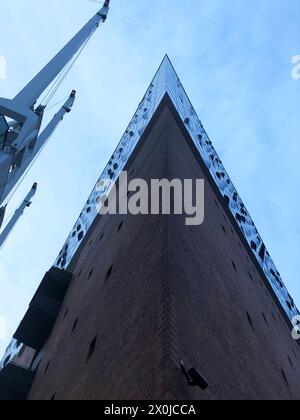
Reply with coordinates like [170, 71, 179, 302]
[96, 172, 205, 226]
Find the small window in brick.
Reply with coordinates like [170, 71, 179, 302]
[87, 336, 98, 362]
[44, 361, 51, 376]
[50, 393, 56, 401]
[281, 368, 288, 385]
[72, 318, 79, 334]
[246, 312, 254, 330]
[232, 260, 238, 272]
[288, 356, 294, 369]
[106, 265, 113, 282]
[117, 221, 124, 232]
[88, 268, 94, 280]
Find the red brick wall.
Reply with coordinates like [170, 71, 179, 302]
[28, 99, 300, 400]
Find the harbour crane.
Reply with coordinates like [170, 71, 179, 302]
[0, 183, 37, 249]
[0, 0, 111, 225]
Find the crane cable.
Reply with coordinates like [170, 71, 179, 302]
[40, 22, 100, 108]
[1, 6, 107, 216]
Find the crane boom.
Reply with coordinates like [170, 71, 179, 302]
[14, 3, 110, 108]
[0, 183, 37, 249]
[0, 91, 76, 206]
[0, 1, 110, 207]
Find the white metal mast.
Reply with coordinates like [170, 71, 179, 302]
[0, 0, 110, 209]
[0, 183, 37, 249]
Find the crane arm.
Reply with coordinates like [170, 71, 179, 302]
[0, 183, 37, 249]
[33, 91, 76, 159]
[0, 1, 110, 207]
[0, 91, 76, 206]
[14, 2, 110, 108]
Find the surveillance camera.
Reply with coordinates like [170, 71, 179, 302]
[181, 360, 209, 390]
[188, 368, 209, 390]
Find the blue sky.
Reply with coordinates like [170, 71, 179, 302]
[0, 0, 299, 356]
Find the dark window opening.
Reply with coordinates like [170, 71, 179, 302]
[288, 356, 294, 369]
[106, 265, 113, 282]
[221, 225, 227, 235]
[50, 393, 56, 401]
[100, 233, 104, 242]
[87, 336, 98, 362]
[72, 318, 79, 334]
[118, 221, 124, 232]
[281, 368, 288, 385]
[232, 260, 237, 272]
[44, 361, 51, 376]
[88, 268, 94, 280]
[246, 312, 254, 330]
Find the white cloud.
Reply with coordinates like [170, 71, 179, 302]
[292, 55, 300, 80]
